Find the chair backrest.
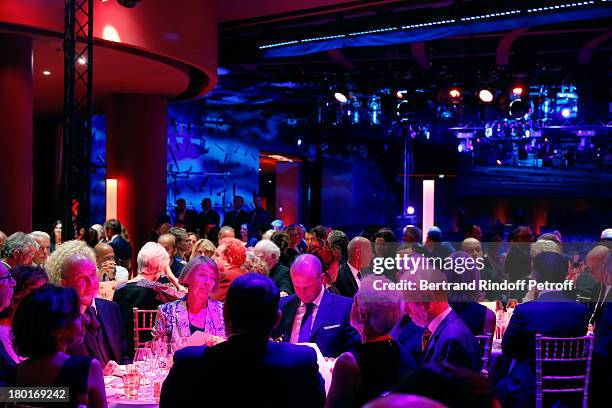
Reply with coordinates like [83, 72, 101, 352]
[133, 307, 158, 349]
[476, 333, 493, 377]
[535, 334, 594, 408]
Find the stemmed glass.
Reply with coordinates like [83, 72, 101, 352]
[135, 344, 157, 399]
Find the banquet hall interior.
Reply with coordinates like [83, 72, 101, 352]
[0, 1, 611, 407]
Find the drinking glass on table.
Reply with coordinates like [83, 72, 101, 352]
[134, 345, 157, 398]
[122, 364, 141, 400]
[495, 309, 507, 339]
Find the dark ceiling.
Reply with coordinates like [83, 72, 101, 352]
[210, 0, 611, 108]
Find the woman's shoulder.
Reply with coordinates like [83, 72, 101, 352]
[159, 298, 183, 312]
[208, 298, 223, 311]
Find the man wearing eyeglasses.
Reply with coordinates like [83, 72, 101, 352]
[0, 263, 16, 386]
[94, 242, 129, 281]
[0, 232, 37, 270]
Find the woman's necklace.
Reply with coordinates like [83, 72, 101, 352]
[188, 303, 207, 330]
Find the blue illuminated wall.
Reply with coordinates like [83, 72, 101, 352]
[90, 107, 262, 225]
[166, 120, 259, 220]
[90, 115, 107, 225]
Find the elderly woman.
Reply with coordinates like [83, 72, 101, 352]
[112, 242, 183, 356]
[13, 285, 106, 407]
[0, 265, 48, 369]
[191, 238, 216, 259]
[326, 275, 416, 408]
[153, 256, 225, 346]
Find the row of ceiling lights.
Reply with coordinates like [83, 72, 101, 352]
[259, 0, 605, 49]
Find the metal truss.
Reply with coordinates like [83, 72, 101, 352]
[63, 0, 93, 239]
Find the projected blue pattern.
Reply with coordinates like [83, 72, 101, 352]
[89, 113, 261, 226]
[167, 125, 259, 221]
[90, 115, 107, 225]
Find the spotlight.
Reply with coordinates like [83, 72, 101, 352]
[512, 87, 523, 96]
[117, 0, 141, 7]
[561, 108, 571, 118]
[334, 92, 348, 103]
[478, 89, 494, 103]
[496, 159, 502, 165]
[42, 70, 51, 76]
[449, 88, 461, 99]
[396, 100, 410, 121]
[297, 138, 302, 146]
[77, 57, 87, 65]
[508, 99, 528, 119]
[407, 206, 415, 215]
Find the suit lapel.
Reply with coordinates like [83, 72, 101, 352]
[282, 296, 300, 341]
[95, 300, 118, 361]
[310, 290, 333, 340]
[423, 311, 457, 358]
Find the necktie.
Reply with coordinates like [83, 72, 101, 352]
[298, 303, 316, 343]
[85, 306, 110, 364]
[85, 306, 101, 333]
[421, 328, 432, 352]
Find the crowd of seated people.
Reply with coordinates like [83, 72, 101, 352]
[0, 207, 610, 408]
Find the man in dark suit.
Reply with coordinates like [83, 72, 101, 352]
[585, 245, 610, 323]
[272, 254, 360, 358]
[390, 314, 425, 363]
[197, 197, 220, 237]
[222, 195, 252, 234]
[497, 252, 590, 408]
[334, 237, 373, 299]
[104, 218, 132, 270]
[406, 302, 481, 371]
[254, 240, 293, 295]
[402, 266, 480, 371]
[171, 198, 198, 232]
[161, 273, 325, 408]
[60, 254, 130, 365]
[248, 195, 271, 240]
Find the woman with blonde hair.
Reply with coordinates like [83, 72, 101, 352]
[153, 256, 225, 346]
[191, 239, 216, 259]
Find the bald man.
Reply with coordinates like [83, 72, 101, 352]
[94, 242, 128, 281]
[334, 237, 374, 298]
[579, 245, 612, 324]
[271, 254, 360, 358]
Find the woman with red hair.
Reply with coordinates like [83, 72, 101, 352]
[211, 238, 247, 302]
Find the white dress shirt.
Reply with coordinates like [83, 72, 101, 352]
[427, 306, 453, 336]
[290, 286, 325, 343]
[347, 262, 361, 289]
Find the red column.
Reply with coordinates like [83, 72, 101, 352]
[0, 34, 33, 234]
[105, 95, 167, 267]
